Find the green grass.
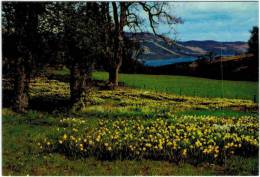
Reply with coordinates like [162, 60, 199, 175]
[175, 109, 258, 117]
[2, 73, 258, 175]
[93, 71, 258, 101]
[3, 108, 258, 175]
[47, 66, 70, 76]
[3, 109, 219, 176]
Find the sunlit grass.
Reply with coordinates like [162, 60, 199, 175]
[93, 71, 258, 101]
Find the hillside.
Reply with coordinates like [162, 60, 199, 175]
[127, 32, 248, 60]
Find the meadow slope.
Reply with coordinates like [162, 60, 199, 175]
[2, 75, 259, 175]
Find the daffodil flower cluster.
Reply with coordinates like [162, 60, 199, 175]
[26, 78, 257, 114]
[38, 115, 258, 164]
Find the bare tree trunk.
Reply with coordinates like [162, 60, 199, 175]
[70, 63, 81, 105]
[70, 63, 92, 106]
[107, 2, 126, 89]
[13, 59, 29, 112]
[108, 65, 120, 88]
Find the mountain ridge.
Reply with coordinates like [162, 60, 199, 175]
[126, 32, 249, 61]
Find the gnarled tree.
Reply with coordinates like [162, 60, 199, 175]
[2, 2, 45, 112]
[62, 2, 104, 106]
[33, 2, 105, 108]
[101, 2, 182, 88]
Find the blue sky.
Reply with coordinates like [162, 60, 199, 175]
[135, 2, 259, 42]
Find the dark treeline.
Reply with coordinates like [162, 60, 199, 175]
[119, 26, 259, 81]
[2, 2, 182, 112]
[120, 54, 258, 81]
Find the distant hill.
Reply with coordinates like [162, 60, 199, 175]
[126, 32, 248, 60]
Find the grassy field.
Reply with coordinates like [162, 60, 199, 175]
[49, 67, 258, 101]
[2, 109, 221, 176]
[3, 108, 258, 176]
[93, 72, 258, 101]
[2, 75, 259, 175]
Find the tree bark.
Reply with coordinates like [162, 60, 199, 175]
[107, 2, 126, 89]
[70, 63, 92, 106]
[108, 65, 120, 88]
[13, 59, 29, 112]
[70, 63, 81, 105]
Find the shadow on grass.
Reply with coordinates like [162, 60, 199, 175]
[3, 89, 71, 113]
[29, 96, 70, 112]
[3, 89, 13, 108]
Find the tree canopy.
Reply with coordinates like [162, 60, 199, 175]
[248, 26, 259, 60]
[2, 2, 181, 112]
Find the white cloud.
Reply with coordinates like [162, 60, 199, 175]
[168, 2, 259, 41]
[171, 2, 258, 15]
[124, 2, 258, 41]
